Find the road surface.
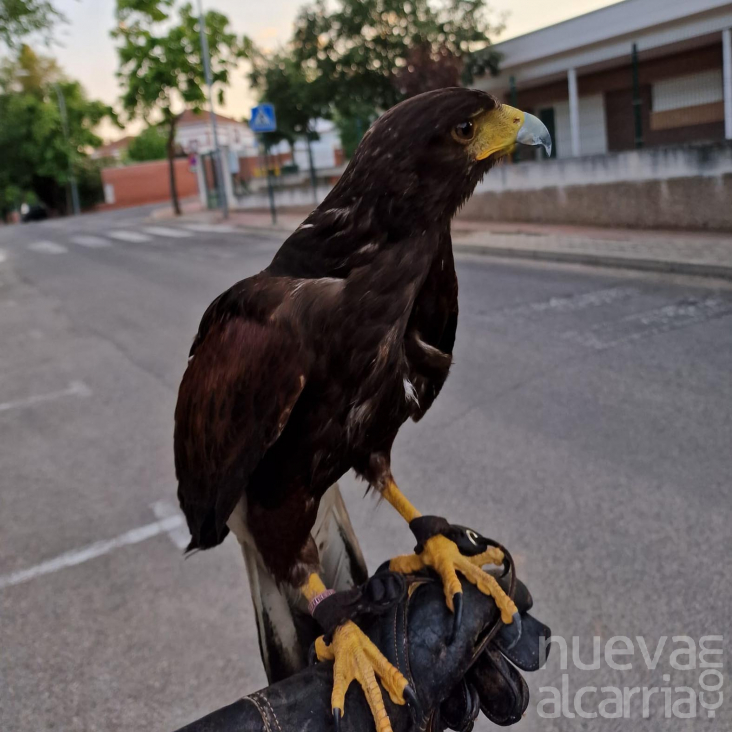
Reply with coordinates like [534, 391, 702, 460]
[1, 208, 730, 731]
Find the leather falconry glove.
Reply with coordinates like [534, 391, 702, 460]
[175, 531, 550, 732]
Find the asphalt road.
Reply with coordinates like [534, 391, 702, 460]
[1, 208, 730, 732]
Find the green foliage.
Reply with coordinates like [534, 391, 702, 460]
[127, 125, 167, 161]
[113, 0, 242, 212]
[247, 0, 502, 162]
[248, 49, 326, 149]
[333, 103, 377, 159]
[0, 45, 116, 217]
[75, 156, 107, 209]
[291, 0, 502, 118]
[0, 0, 64, 48]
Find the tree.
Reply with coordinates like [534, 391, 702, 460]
[0, 0, 63, 48]
[113, 0, 242, 215]
[0, 45, 116, 218]
[127, 125, 168, 161]
[251, 0, 503, 158]
[291, 0, 502, 119]
[394, 43, 463, 98]
[0, 42, 61, 93]
[247, 47, 329, 187]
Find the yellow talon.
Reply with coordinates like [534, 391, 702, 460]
[316, 620, 409, 732]
[389, 534, 517, 624]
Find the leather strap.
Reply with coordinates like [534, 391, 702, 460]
[312, 572, 406, 642]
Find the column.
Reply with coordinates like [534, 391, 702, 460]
[195, 155, 207, 208]
[568, 67, 581, 157]
[723, 28, 732, 140]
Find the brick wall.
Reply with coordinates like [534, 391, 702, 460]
[100, 158, 199, 209]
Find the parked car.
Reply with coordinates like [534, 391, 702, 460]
[20, 203, 49, 222]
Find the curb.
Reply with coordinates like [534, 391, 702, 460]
[452, 243, 732, 281]
[163, 211, 732, 281]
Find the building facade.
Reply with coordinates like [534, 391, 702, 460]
[474, 0, 732, 159]
[175, 109, 255, 155]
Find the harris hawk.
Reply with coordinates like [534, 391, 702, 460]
[174, 88, 551, 732]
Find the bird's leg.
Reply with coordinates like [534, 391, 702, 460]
[383, 479, 518, 638]
[302, 572, 412, 732]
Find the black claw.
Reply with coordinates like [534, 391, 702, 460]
[448, 592, 463, 645]
[499, 611, 523, 650]
[332, 708, 342, 732]
[403, 685, 423, 720]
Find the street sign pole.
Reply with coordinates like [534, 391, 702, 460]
[196, 0, 229, 219]
[250, 104, 278, 225]
[260, 135, 277, 225]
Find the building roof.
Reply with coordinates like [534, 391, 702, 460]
[92, 135, 134, 158]
[177, 109, 244, 127]
[475, 0, 732, 91]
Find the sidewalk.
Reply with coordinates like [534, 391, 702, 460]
[153, 202, 732, 280]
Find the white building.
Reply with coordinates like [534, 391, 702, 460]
[473, 0, 732, 159]
[175, 109, 256, 155]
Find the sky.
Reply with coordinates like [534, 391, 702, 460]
[49, 0, 624, 141]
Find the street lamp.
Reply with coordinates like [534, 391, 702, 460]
[53, 83, 81, 217]
[196, 0, 229, 219]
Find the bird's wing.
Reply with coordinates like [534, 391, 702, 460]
[175, 286, 307, 551]
[405, 233, 459, 419]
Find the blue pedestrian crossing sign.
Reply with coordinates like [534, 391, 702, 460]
[250, 103, 277, 133]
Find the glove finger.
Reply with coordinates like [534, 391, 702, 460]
[467, 647, 529, 727]
[438, 680, 480, 732]
[496, 611, 551, 672]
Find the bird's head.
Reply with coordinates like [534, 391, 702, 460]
[331, 88, 551, 231]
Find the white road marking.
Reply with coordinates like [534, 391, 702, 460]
[143, 226, 193, 238]
[71, 235, 111, 248]
[476, 287, 638, 324]
[563, 296, 732, 350]
[182, 223, 238, 234]
[150, 500, 190, 550]
[0, 514, 185, 590]
[28, 241, 68, 254]
[107, 230, 151, 243]
[0, 380, 91, 414]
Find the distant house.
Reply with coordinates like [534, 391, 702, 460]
[271, 119, 346, 171]
[472, 0, 732, 159]
[175, 109, 255, 155]
[91, 135, 134, 161]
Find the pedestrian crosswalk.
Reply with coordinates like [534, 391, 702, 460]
[28, 241, 68, 254]
[71, 235, 112, 248]
[19, 222, 239, 259]
[182, 223, 238, 234]
[107, 230, 152, 243]
[143, 226, 193, 238]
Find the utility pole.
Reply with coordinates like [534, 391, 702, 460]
[53, 84, 81, 216]
[260, 135, 277, 225]
[196, 0, 229, 219]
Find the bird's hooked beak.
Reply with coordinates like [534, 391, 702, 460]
[472, 104, 552, 161]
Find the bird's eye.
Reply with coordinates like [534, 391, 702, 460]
[452, 120, 475, 142]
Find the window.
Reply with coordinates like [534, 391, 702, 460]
[650, 69, 724, 130]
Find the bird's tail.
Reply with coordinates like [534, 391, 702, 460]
[227, 484, 368, 683]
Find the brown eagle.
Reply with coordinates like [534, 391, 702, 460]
[174, 88, 550, 732]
